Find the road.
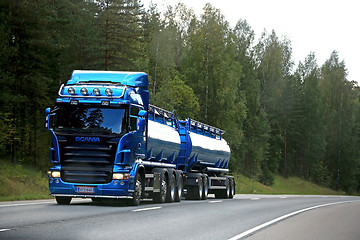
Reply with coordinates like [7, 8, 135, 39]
[0, 195, 359, 240]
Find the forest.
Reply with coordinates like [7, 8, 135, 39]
[0, 0, 359, 193]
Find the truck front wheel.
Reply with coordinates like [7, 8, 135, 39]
[128, 173, 142, 206]
[56, 196, 72, 205]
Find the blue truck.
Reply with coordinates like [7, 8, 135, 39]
[45, 70, 235, 205]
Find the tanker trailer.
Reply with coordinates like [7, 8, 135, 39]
[45, 70, 235, 206]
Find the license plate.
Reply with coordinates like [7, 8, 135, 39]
[76, 186, 94, 194]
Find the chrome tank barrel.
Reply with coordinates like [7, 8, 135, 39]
[146, 118, 231, 170]
[189, 132, 231, 168]
[147, 120, 181, 160]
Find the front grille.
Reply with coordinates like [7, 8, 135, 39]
[59, 137, 118, 184]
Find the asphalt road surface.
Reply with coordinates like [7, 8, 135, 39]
[1, 195, 359, 240]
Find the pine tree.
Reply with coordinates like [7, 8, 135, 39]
[232, 19, 270, 180]
[98, 0, 144, 70]
[255, 30, 294, 178]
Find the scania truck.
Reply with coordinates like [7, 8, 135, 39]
[45, 70, 235, 205]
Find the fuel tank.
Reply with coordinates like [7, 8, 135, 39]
[189, 131, 231, 169]
[146, 108, 231, 171]
[146, 120, 181, 163]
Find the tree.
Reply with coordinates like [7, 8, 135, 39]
[255, 30, 294, 178]
[320, 51, 359, 191]
[294, 53, 327, 182]
[232, 19, 270, 180]
[152, 75, 199, 119]
[0, 0, 54, 163]
[98, 0, 144, 70]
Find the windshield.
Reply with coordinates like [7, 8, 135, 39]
[54, 105, 128, 135]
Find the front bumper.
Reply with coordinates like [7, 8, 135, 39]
[49, 178, 133, 199]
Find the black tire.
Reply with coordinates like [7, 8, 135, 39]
[56, 196, 72, 205]
[128, 173, 142, 206]
[225, 178, 231, 198]
[229, 178, 235, 199]
[153, 169, 167, 204]
[166, 170, 176, 203]
[187, 176, 203, 200]
[215, 178, 230, 199]
[185, 186, 193, 200]
[174, 171, 183, 202]
[202, 174, 208, 200]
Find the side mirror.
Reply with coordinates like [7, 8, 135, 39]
[136, 110, 147, 132]
[138, 110, 147, 118]
[45, 107, 52, 130]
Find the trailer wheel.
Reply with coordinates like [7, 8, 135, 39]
[166, 170, 176, 203]
[128, 173, 142, 206]
[202, 174, 208, 200]
[186, 176, 203, 200]
[174, 171, 183, 202]
[56, 196, 72, 205]
[229, 178, 235, 199]
[215, 178, 230, 199]
[153, 169, 167, 204]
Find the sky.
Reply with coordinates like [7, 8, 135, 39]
[141, 0, 359, 83]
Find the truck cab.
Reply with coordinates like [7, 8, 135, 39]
[46, 71, 148, 205]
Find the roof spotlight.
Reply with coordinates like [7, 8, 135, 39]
[105, 88, 113, 96]
[93, 88, 101, 96]
[68, 87, 75, 95]
[80, 87, 88, 95]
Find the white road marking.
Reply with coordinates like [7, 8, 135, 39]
[209, 200, 223, 204]
[0, 201, 54, 208]
[280, 197, 287, 199]
[0, 199, 90, 208]
[251, 198, 260, 200]
[228, 200, 360, 240]
[0, 229, 10, 232]
[132, 206, 162, 212]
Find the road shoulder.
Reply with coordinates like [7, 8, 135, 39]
[247, 201, 360, 240]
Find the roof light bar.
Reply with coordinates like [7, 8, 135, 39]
[80, 87, 88, 95]
[58, 84, 127, 99]
[93, 88, 100, 96]
[68, 87, 75, 95]
[105, 88, 113, 96]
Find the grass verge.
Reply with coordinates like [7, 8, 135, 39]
[233, 173, 342, 195]
[0, 160, 51, 201]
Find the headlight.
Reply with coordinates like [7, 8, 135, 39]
[51, 171, 61, 178]
[113, 173, 129, 180]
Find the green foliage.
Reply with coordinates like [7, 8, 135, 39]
[232, 19, 270, 180]
[0, 160, 50, 201]
[259, 164, 275, 186]
[234, 174, 342, 195]
[0, 1, 359, 196]
[152, 75, 200, 119]
[98, 0, 144, 70]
